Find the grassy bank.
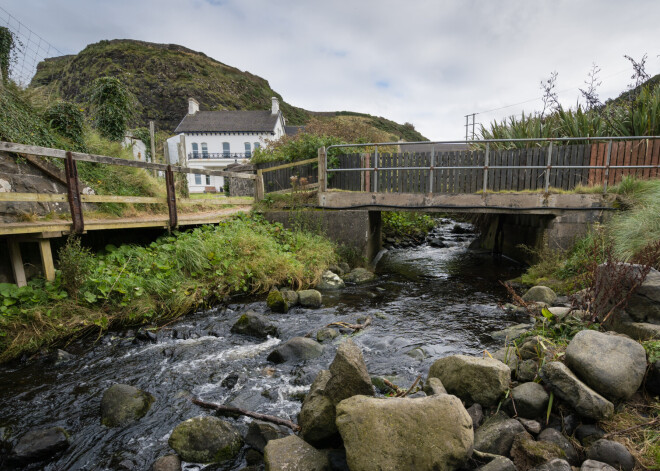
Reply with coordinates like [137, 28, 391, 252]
[0, 213, 336, 362]
[382, 212, 436, 241]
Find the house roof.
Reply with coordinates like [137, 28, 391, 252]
[284, 125, 305, 136]
[175, 110, 280, 133]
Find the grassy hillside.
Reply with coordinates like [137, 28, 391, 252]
[30, 39, 427, 141]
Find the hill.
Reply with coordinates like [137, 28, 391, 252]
[30, 39, 427, 141]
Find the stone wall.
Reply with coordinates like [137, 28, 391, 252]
[225, 163, 255, 197]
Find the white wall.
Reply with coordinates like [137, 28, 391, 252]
[123, 136, 147, 161]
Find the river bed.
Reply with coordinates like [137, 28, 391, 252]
[0, 221, 525, 470]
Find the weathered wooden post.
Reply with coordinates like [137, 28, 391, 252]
[544, 142, 553, 193]
[165, 165, 178, 228]
[64, 151, 84, 233]
[318, 147, 327, 192]
[602, 139, 613, 193]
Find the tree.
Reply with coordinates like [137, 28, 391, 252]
[0, 27, 20, 83]
[89, 76, 135, 141]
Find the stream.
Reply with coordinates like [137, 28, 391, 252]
[0, 220, 526, 470]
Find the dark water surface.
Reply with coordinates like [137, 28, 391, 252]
[0, 222, 525, 470]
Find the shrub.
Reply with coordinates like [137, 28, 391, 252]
[58, 235, 94, 299]
[44, 101, 86, 148]
[89, 76, 135, 141]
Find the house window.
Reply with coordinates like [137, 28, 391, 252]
[254, 142, 260, 150]
[194, 174, 202, 185]
[223, 142, 230, 157]
[191, 143, 199, 158]
[244, 142, 251, 158]
[201, 142, 208, 158]
[206, 175, 211, 185]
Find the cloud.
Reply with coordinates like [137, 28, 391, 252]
[3, 0, 659, 139]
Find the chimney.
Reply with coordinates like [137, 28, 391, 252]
[271, 97, 280, 115]
[188, 98, 199, 115]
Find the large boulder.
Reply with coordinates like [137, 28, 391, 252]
[565, 330, 646, 401]
[264, 435, 330, 471]
[537, 428, 578, 465]
[267, 337, 323, 363]
[168, 416, 243, 464]
[522, 286, 557, 305]
[428, 355, 510, 406]
[317, 270, 345, 290]
[298, 290, 323, 308]
[623, 267, 660, 324]
[336, 394, 474, 471]
[324, 339, 374, 405]
[316, 327, 339, 343]
[477, 456, 517, 471]
[230, 311, 279, 338]
[244, 420, 288, 453]
[299, 370, 338, 446]
[585, 439, 635, 471]
[100, 383, 154, 427]
[474, 414, 525, 455]
[342, 268, 376, 284]
[507, 382, 549, 419]
[10, 427, 70, 465]
[510, 432, 567, 471]
[267, 290, 288, 313]
[539, 362, 613, 420]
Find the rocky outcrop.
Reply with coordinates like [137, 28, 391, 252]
[267, 337, 323, 363]
[428, 355, 510, 406]
[299, 370, 338, 446]
[264, 435, 330, 471]
[100, 384, 154, 427]
[168, 415, 243, 464]
[539, 362, 613, 420]
[336, 394, 474, 471]
[316, 270, 345, 290]
[10, 427, 70, 465]
[565, 330, 646, 401]
[230, 311, 279, 338]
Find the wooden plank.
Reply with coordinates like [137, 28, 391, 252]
[38, 239, 56, 282]
[579, 144, 589, 186]
[260, 157, 318, 174]
[524, 147, 533, 190]
[81, 195, 165, 204]
[7, 239, 27, 287]
[652, 139, 660, 178]
[179, 197, 254, 205]
[0, 192, 68, 202]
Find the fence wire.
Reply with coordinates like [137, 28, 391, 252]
[0, 6, 64, 87]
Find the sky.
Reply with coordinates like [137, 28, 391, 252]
[2, 0, 659, 140]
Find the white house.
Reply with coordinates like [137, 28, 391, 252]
[168, 97, 287, 193]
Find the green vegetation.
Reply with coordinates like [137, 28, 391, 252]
[44, 100, 86, 149]
[0, 26, 18, 82]
[252, 133, 345, 164]
[89, 76, 135, 141]
[0, 214, 337, 362]
[382, 212, 436, 240]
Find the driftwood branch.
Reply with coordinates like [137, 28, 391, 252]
[326, 317, 372, 332]
[398, 375, 422, 398]
[191, 397, 301, 432]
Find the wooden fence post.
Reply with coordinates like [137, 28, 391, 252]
[64, 151, 84, 233]
[544, 142, 553, 193]
[254, 169, 265, 202]
[318, 147, 327, 192]
[165, 165, 178, 228]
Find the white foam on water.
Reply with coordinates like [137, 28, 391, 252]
[172, 336, 281, 372]
[119, 335, 226, 359]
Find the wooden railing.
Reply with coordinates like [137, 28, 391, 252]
[254, 157, 319, 200]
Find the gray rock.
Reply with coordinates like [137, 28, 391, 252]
[518, 336, 548, 360]
[100, 384, 154, 427]
[522, 286, 558, 305]
[168, 415, 243, 464]
[466, 403, 484, 429]
[510, 432, 567, 471]
[625, 267, 660, 324]
[538, 428, 578, 465]
[586, 439, 635, 471]
[565, 330, 647, 401]
[324, 339, 374, 405]
[406, 346, 428, 360]
[492, 347, 520, 372]
[152, 454, 181, 471]
[580, 459, 618, 471]
[267, 289, 289, 313]
[52, 349, 76, 366]
[492, 324, 533, 341]
[539, 362, 613, 420]
[423, 377, 448, 395]
[336, 394, 474, 471]
[508, 382, 549, 419]
[476, 456, 517, 471]
[10, 427, 70, 464]
[428, 355, 511, 406]
[267, 337, 324, 363]
[575, 424, 606, 447]
[316, 270, 345, 290]
[530, 459, 572, 471]
[264, 435, 330, 471]
[230, 311, 279, 338]
[327, 264, 345, 276]
[342, 268, 376, 284]
[474, 415, 525, 455]
[299, 370, 338, 446]
[518, 418, 542, 435]
[316, 327, 339, 343]
[517, 359, 539, 382]
[611, 318, 660, 340]
[245, 420, 288, 453]
[298, 289, 322, 308]
[280, 289, 299, 307]
[338, 262, 350, 273]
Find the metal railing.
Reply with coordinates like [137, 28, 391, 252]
[321, 136, 660, 194]
[188, 152, 251, 160]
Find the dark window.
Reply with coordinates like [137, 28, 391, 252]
[223, 142, 230, 157]
[201, 142, 208, 158]
[191, 143, 199, 158]
[194, 174, 202, 185]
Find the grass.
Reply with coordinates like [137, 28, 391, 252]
[382, 211, 436, 240]
[0, 213, 337, 362]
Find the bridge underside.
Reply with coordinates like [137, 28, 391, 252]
[318, 191, 613, 215]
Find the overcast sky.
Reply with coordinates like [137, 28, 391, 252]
[2, 0, 659, 140]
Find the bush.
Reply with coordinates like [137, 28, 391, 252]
[58, 235, 94, 299]
[382, 212, 435, 239]
[89, 76, 135, 141]
[44, 101, 86, 148]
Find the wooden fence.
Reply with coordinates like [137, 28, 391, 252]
[327, 139, 660, 194]
[255, 158, 319, 196]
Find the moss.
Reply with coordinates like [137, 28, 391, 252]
[267, 290, 288, 313]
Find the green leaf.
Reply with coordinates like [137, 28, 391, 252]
[541, 307, 555, 322]
[546, 391, 554, 425]
[83, 291, 97, 303]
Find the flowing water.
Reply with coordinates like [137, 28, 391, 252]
[0, 221, 526, 470]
